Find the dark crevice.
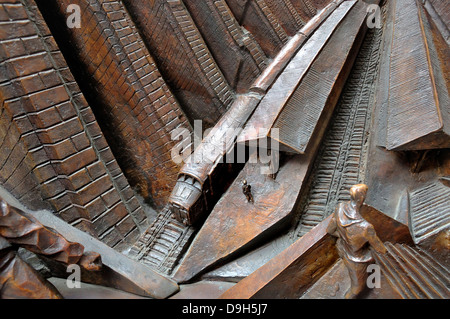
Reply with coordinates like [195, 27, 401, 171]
[34, 0, 158, 209]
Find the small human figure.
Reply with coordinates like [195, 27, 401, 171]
[242, 180, 254, 203]
[268, 151, 279, 180]
[327, 184, 387, 299]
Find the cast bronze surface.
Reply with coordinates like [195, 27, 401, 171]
[219, 203, 416, 299]
[365, 0, 450, 250]
[173, 0, 369, 284]
[0, 0, 149, 250]
[174, 154, 309, 283]
[133, 1, 346, 277]
[238, 0, 358, 154]
[34, 0, 193, 209]
[0, 245, 63, 299]
[168, 1, 348, 227]
[271, 0, 369, 154]
[168, 93, 262, 226]
[1, 0, 449, 300]
[182, 0, 266, 93]
[326, 185, 387, 298]
[384, 0, 450, 151]
[122, 0, 235, 129]
[0, 197, 102, 299]
[31, 206, 180, 299]
[219, 214, 339, 299]
[128, 207, 195, 275]
[204, 20, 388, 282]
[250, 0, 341, 93]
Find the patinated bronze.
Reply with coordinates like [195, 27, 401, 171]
[0, 197, 102, 298]
[0, 0, 449, 300]
[0, 236, 63, 299]
[326, 185, 387, 299]
[242, 180, 254, 203]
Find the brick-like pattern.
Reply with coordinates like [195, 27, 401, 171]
[254, 0, 289, 43]
[35, 0, 193, 208]
[225, 0, 287, 58]
[290, 0, 333, 23]
[264, 0, 305, 35]
[0, 0, 149, 250]
[289, 0, 316, 22]
[297, 0, 317, 16]
[0, 0, 334, 255]
[312, 0, 332, 12]
[282, 0, 307, 28]
[224, 0, 333, 58]
[213, 0, 267, 71]
[183, 0, 265, 94]
[123, 0, 235, 130]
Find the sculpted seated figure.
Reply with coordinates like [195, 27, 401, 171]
[327, 184, 387, 299]
[0, 197, 102, 299]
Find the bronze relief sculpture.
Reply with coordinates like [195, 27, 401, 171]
[0, 197, 102, 299]
[327, 185, 387, 299]
[0, 0, 449, 300]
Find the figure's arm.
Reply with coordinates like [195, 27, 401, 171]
[0, 199, 101, 271]
[327, 213, 338, 237]
[366, 225, 387, 254]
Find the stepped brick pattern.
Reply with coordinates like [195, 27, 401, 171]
[35, 0, 193, 209]
[0, 0, 149, 250]
[0, 0, 330, 254]
[213, 0, 267, 71]
[264, 0, 305, 36]
[1, 0, 336, 270]
[182, 0, 264, 93]
[225, 0, 287, 58]
[122, 0, 234, 129]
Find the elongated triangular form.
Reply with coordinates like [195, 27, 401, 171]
[385, 0, 450, 151]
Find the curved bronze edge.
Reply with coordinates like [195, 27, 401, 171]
[250, 0, 343, 93]
[218, 200, 413, 299]
[0, 186, 179, 299]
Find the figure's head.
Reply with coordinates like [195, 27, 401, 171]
[243, 180, 248, 186]
[350, 184, 368, 208]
